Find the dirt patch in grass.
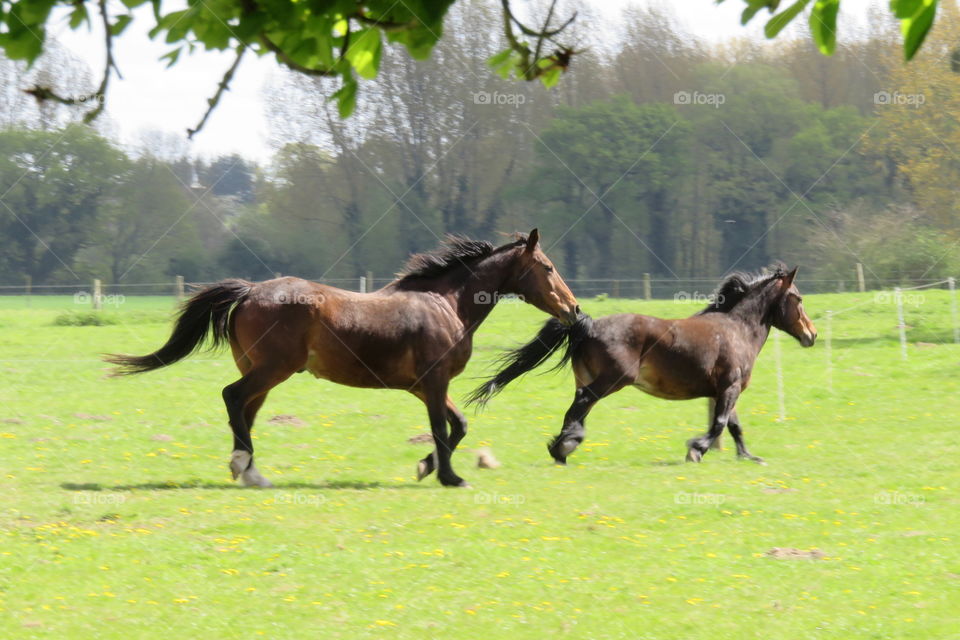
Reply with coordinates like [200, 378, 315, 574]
[73, 412, 112, 421]
[766, 547, 825, 560]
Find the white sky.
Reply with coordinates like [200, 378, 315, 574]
[46, 0, 883, 163]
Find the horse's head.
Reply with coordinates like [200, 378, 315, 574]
[772, 267, 816, 347]
[506, 229, 580, 325]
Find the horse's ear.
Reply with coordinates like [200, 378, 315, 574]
[782, 266, 799, 288]
[525, 228, 540, 253]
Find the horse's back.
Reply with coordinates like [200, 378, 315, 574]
[234, 278, 464, 388]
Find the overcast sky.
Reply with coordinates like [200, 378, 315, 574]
[50, 0, 883, 163]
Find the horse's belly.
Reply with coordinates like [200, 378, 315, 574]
[304, 348, 415, 389]
[633, 366, 700, 401]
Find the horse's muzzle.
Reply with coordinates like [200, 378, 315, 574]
[560, 305, 581, 326]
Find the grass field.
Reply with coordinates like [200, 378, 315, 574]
[1, 291, 958, 639]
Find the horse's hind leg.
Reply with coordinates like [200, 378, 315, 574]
[417, 396, 466, 481]
[727, 410, 765, 465]
[707, 398, 723, 450]
[549, 377, 624, 465]
[223, 366, 295, 487]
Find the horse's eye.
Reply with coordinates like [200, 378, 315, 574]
[544, 265, 554, 274]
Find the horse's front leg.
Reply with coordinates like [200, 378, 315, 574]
[686, 386, 740, 463]
[417, 396, 467, 481]
[418, 380, 468, 487]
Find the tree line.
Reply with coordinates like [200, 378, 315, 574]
[1, 1, 958, 289]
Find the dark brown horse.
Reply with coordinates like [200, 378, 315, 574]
[106, 231, 579, 487]
[469, 265, 816, 465]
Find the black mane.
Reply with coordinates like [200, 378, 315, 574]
[697, 262, 788, 314]
[396, 234, 527, 281]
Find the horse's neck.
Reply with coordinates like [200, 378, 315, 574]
[730, 297, 775, 356]
[444, 255, 514, 331]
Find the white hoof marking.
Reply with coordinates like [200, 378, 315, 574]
[230, 450, 251, 480]
[241, 464, 273, 488]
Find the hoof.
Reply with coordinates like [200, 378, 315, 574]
[416, 452, 437, 481]
[552, 457, 567, 466]
[240, 464, 273, 488]
[229, 450, 251, 480]
[416, 460, 431, 482]
[685, 448, 703, 463]
[736, 453, 766, 465]
[557, 439, 580, 457]
[439, 475, 468, 488]
[241, 470, 274, 488]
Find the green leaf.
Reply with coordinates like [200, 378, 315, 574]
[160, 46, 182, 68]
[111, 14, 133, 36]
[899, 0, 938, 60]
[0, 26, 45, 61]
[540, 67, 561, 89]
[344, 28, 381, 80]
[809, 0, 840, 55]
[331, 77, 357, 118]
[890, 0, 924, 19]
[764, 0, 811, 38]
[69, 5, 89, 29]
[487, 48, 513, 69]
[120, 0, 150, 8]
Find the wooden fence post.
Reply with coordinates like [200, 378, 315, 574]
[93, 279, 103, 311]
[643, 273, 651, 300]
[175, 275, 185, 301]
[366, 271, 374, 292]
[949, 277, 959, 344]
[856, 263, 865, 293]
[895, 287, 907, 361]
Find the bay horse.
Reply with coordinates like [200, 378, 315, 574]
[468, 265, 816, 465]
[106, 230, 579, 488]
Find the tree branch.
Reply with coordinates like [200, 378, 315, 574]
[24, 0, 119, 122]
[499, 0, 578, 81]
[187, 45, 247, 139]
[258, 33, 337, 77]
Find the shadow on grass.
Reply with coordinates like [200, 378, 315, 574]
[61, 479, 429, 492]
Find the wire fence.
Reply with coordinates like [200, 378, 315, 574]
[3, 270, 957, 427]
[1, 267, 957, 301]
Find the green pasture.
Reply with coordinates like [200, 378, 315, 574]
[0, 291, 957, 638]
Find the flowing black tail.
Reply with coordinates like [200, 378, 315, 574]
[467, 315, 593, 409]
[104, 279, 252, 375]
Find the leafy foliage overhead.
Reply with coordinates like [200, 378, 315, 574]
[0, 0, 577, 133]
[721, 0, 943, 59]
